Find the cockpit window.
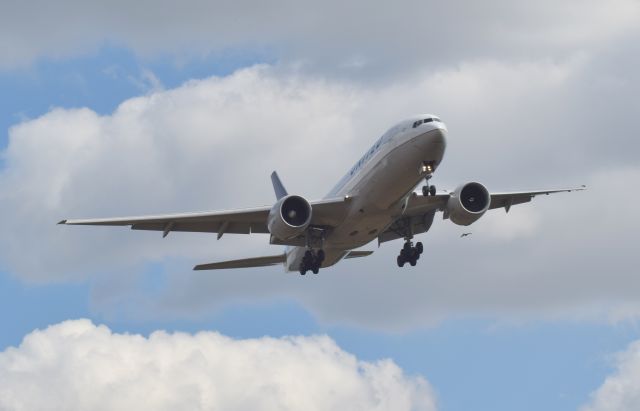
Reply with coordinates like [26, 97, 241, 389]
[413, 117, 439, 128]
[413, 117, 443, 128]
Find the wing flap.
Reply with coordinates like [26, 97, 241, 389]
[131, 221, 252, 235]
[193, 254, 286, 270]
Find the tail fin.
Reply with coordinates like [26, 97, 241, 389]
[270, 171, 288, 200]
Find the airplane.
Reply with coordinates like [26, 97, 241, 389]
[59, 114, 585, 275]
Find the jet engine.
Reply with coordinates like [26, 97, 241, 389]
[446, 182, 490, 226]
[267, 195, 312, 240]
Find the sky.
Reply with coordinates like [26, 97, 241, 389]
[0, 1, 639, 410]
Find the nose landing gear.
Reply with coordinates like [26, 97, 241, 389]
[397, 241, 423, 267]
[299, 249, 325, 275]
[420, 162, 436, 196]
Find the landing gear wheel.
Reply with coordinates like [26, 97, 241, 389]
[409, 257, 417, 266]
[299, 269, 306, 275]
[312, 267, 319, 274]
[429, 185, 436, 196]
[422, 186, 429, 196]
[415, 242, 423, 254]
[397, 255, 405, 267]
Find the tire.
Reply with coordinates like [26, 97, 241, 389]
[409, 258, 417, 266]
[415, 242, 423, 254]
[312, 267, 319, 274]
[422, 186, 429, 196]
[429, 185, 436, 196]
[397, 256, 404, 267]
[300, 269, 306, 275]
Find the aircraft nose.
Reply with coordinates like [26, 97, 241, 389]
[430, 123, 447, 146]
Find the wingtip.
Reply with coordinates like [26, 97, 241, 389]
[57, 219, 67, 225]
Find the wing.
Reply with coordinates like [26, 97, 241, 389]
[488, 187, 586, 212]
[194, 254, 285, 270]
[401, 186, 586, 217]
[378, 186, 585, 243]
[59, 196, 351, 238]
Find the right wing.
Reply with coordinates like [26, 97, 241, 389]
[378, 186, 585, 243]
[59, 197, 352, 238]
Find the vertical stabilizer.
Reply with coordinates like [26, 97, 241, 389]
[271, 171, 288, 200]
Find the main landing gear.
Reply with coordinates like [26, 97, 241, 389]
[397, 240, 423, 267]
[300, 249, 325, 275]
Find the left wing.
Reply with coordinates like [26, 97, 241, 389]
[402, 186, 586, 217]
[378, 186, 585, 243]
[488, 186, 586, 212]
[59, 197, 351, 238]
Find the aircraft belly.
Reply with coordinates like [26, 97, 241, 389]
[365, 138, 445, 210]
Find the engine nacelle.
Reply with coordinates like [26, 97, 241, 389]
[446, 182, 490, 226]
[267, 195, 312, 240]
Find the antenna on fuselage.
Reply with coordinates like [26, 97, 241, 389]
[270, 171, 289, 200]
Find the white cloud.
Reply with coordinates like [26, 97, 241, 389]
[581, 339, 640, 411]
[0, 319, 436, 411]
[0, 56, 638, 329]
[1, 0, 639, 75]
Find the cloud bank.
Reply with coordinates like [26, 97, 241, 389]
[0, 57, 638, 329]
[0, 319, 435, 411]
[582, 339, 640, 411]
[1, 0, 639, 76]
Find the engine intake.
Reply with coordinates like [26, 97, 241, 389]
[447, 182, 490, 226]
[268, 195, 312, 240]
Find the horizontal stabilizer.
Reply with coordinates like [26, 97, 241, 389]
[344, 250, 374, 259]
[194, 254, 286, 271]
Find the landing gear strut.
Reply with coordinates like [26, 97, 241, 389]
[299, 249, 325, 275]
[421, 173, 436, 197]
[397, 241, 423, 267]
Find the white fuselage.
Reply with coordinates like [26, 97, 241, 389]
[285, 115, 447, 271]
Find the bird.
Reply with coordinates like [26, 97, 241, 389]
[460, 233, 472, 238]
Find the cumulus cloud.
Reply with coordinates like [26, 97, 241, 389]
[581, 339, 640, 411]
[1, 0, 639, 76]
[0, 319, 436, 411]
[0, 53, 639, 329]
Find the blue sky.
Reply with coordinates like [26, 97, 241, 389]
[1, 2, 639, 410]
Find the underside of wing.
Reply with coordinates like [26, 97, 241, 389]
[59, 196, 352, 238]
[378, 186, 585, 243]
[59, 206, 272, 236]
[194, 254, 286, 270]
[489, 186, 586, 211]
